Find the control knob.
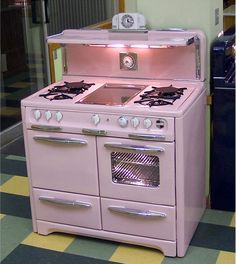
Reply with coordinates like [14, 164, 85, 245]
[34, 110, 41, 120]
[118, 116, 128, 128]
[144, 118, 152, 129]
[91, 114, 100, 126]
[131, 117, 140, 128]
[55, 112, 63, 122]
[45, 111, 52, 121]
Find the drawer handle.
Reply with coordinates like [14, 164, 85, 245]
[33, 136, 87, 145]
[108, 206, 166, 218]
[82, 128, 107, 136]
[104, 143, 164, 154]
[128, 133, 165, 141]
[39, 196, 92, 208]
[31, 125, 62, 131]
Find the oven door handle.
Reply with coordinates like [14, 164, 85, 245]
[104, 143, 164, 154]
[39, 196, 92, 208]
[128, 133, 166, 141]
[108, 206, 166, 218]
[31, 125, 62, 132]
[33, 136, 87, 145]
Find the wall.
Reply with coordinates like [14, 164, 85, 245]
[125, 0, 223, 196]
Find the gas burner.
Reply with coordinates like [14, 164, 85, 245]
[39, 80, 95, 100]
[134, 85, 187, 107]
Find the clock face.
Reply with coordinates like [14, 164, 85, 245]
[121, 14, 134, 29]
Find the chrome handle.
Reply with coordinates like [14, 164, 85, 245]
[108, 206, 166, 218]
[31, 125, 62, 132]
[104, 143, 164, 154]
[82, 128, 107, 136]
[33, 136, 87, 145]
[39, 196, 92, 208]
[128, 133, 165, 141]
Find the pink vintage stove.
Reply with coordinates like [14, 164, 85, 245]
[21, 26, 206, 257]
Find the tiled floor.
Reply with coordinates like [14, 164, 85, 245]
[0, 137, 235, 263]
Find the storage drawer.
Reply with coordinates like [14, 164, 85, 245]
[33, 189, 101, 229]
[101, 198, 176, 241]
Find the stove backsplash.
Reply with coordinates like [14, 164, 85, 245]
[65, 44, 197, 81]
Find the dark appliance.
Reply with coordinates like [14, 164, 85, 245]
[210, 27, 235, 211]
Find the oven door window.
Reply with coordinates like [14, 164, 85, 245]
[111, 152, 160, 187]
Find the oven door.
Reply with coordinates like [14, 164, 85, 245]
[97, 137, 175, 205]
[26, 130, 98, 195]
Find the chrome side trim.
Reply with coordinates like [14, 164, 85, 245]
[108, 206, 166, 218]
[82, 128, 107, 136]
[128, 133, 166, 141]
[39, 196, 92, 208]
[104, 143, 164, 154]
[33, 136, 87, 145]
[31, 125, 62, 131]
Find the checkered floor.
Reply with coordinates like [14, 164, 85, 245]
[0, 138, 235, 264]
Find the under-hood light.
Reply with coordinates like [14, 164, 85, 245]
[88, 44, 106, 47]
[130, 44, 149, 49]
[107, 44, 126, 48]
[149, 45, 169, 49]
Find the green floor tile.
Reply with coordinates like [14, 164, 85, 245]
[201, 209, 234, 226]
[0, 215, 32, 261]
[5, 155, 26, 162]
[162, 246, 219, 264]
[65, 236, 119, 261]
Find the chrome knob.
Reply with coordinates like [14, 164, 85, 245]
[118, 116, 128, 128]
[144, 118, 152, 129]
[131, 117, 140, 128]
[91, 114, 100, 126]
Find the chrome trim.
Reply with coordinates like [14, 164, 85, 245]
[104, 143, 164, 154]
[33, 136, 87, 145]
[31, 125, 62, 131]
[128, 133, 165, 141]
[39, 196, 92, 208]
[82, 128, 107, 136]
[108, 206, 166, 218]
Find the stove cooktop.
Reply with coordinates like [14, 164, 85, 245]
[22, 77, 203, 116]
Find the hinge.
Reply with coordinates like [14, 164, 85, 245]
[194, 37, 201, 80]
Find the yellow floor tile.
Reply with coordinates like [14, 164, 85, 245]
[110, 244, 164, 264]
[216, 251, 235, 264]
[230, 213, 235, 227]
[0, 176, 29, 196]
[8, 82, 32, 88]
[0, 214, 6, 220]
[22, 232, 76, 252]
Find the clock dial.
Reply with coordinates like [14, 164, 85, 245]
[121, 14, 134, 29]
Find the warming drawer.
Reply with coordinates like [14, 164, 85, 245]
[101, 198, 176, 241]
[34, 189, 102, 229]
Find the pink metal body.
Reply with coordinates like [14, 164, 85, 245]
[21, 29, 206, 257]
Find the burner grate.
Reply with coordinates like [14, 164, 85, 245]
[39, 80, 95, 100]
[134, 85, 187, 107]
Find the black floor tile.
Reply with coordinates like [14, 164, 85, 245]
[0, 193, 31, 219]
[190, 222, 235, 252]
[1, 152, 27, 175]
[1, 137, 25, 156]
[1, 245, 119, 264]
